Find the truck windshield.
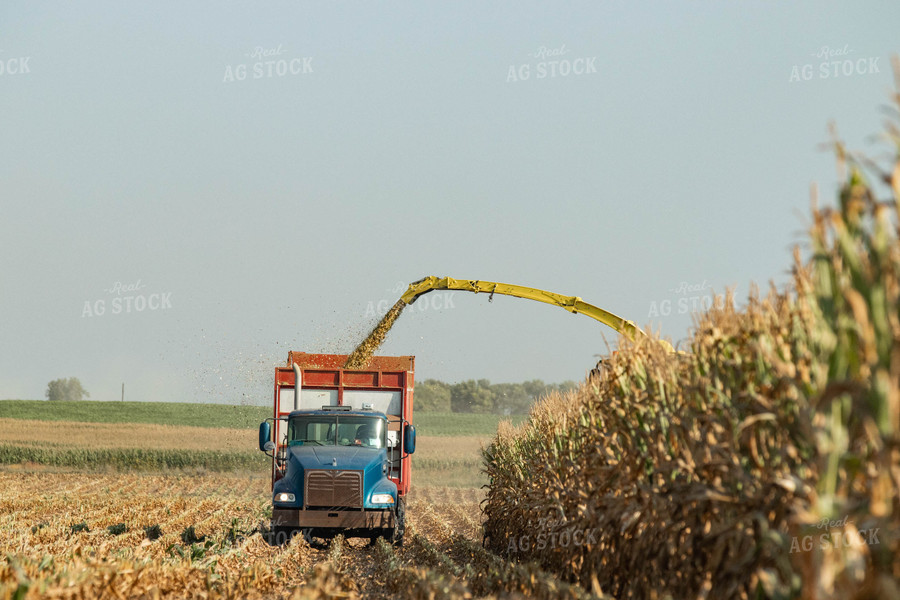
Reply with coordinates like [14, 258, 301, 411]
[287, 416, 385, 449]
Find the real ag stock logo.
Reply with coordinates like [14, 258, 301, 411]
[363, 281, 456, 318]
[505, 514, 599, 555]
[81, 279, 173, 318]
[789, 516, 881, 553]
[506, 44, 597, 83]
[0, 49, 31, 76]
[648, 280, 726, 319]
[223, 44, 313, 83]
[789, 44, 881, 83]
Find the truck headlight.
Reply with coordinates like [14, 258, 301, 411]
[370, 493, 394, 505]
[274, 492, 296, 503]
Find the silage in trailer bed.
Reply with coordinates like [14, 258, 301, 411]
[482, 60, 900, 600]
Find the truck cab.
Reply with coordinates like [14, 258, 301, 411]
[258, 352, 416, 546]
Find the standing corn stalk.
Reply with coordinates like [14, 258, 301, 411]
[482, 57, 900, 600]
[793, 55, 900, 599]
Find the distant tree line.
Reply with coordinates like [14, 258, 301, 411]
[39, 375, 573, 413]
[414, 379, 578, 414]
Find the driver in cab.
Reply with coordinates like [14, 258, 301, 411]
[353, 424, 378, 448]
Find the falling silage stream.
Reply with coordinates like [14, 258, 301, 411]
[344, 300, 407, 369]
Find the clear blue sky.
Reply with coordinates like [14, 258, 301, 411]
[1, 1, 898, 404]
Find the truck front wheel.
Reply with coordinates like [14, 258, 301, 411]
[387, 498, 406, 547]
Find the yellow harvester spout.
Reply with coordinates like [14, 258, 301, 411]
[400, 276, 674, 352]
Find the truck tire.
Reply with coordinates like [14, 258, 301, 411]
[375, 498, 406, 546]
[390, 498, 406, 547]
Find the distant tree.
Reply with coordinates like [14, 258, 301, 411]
[520, 379, 545, 401]
[492, 382, 531, 415]
[450, 380, 495, 413]
[415, 378, 581, 414]
[553, 380, 579, 394]
[415, 379, 452, 412]
[46, 377, 89, 402]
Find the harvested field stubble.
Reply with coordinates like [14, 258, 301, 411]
[483, 59, 900, 600]
[0, 474, 593, 599]
[0, 418, 254, 450]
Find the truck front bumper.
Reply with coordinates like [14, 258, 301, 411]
[272, 508, 394, 529]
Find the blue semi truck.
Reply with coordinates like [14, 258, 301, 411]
[258, 352, 416, 546]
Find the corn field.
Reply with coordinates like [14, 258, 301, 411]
[483, 59, 900, 600]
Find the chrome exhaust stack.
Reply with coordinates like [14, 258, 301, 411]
[292, 362, 301, 411]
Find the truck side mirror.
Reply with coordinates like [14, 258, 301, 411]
[258, 422, 271, 452]
[403, 425, 416, 454]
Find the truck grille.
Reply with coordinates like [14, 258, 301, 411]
[305, 470, 363, 508]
